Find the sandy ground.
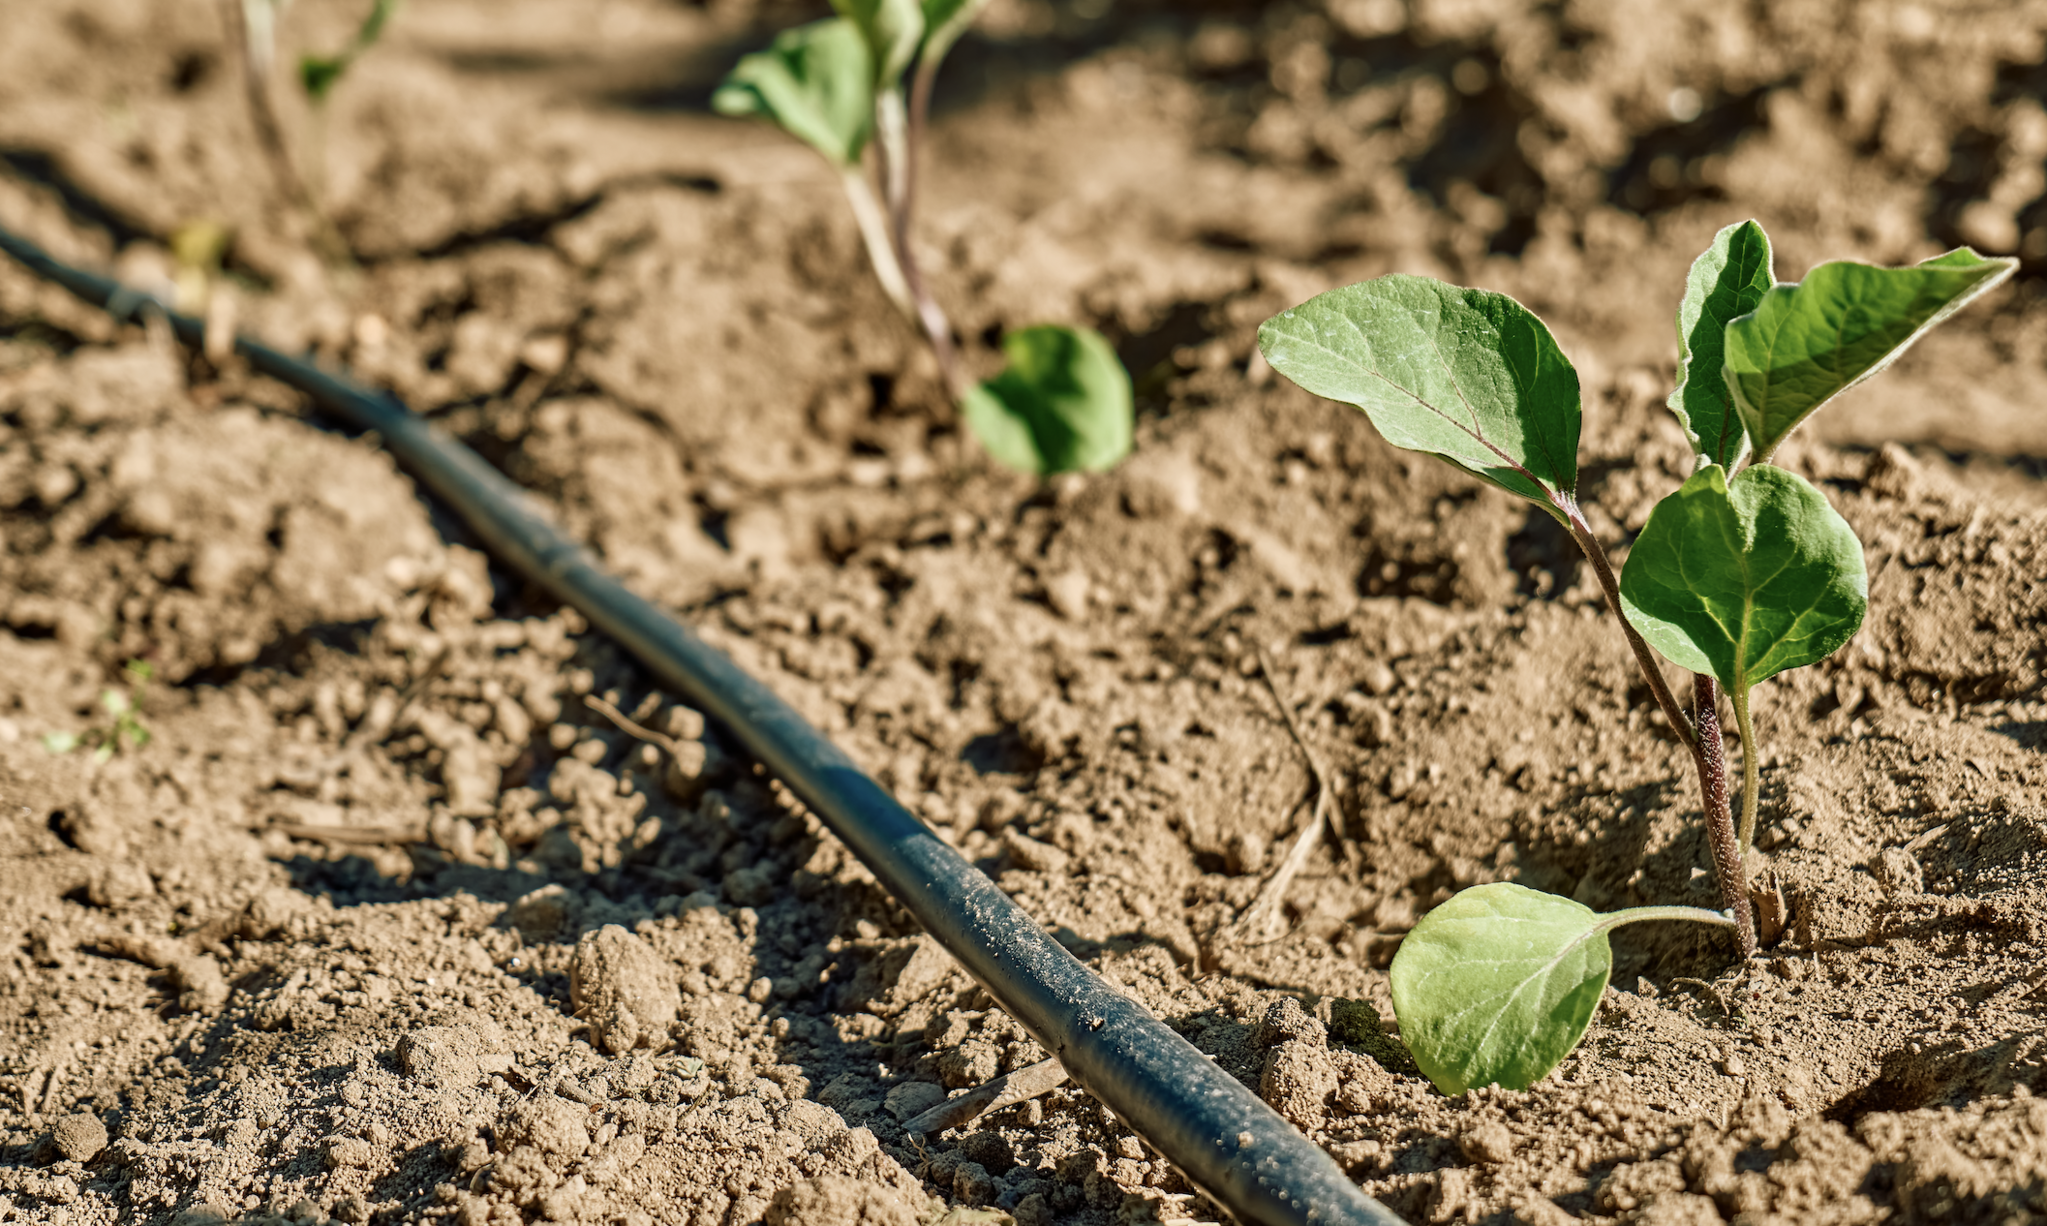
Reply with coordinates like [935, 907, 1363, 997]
[1, 1, 2045, 1224]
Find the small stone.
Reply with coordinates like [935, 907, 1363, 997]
[1873, 846, 1924, 896]
[724, 864, 776, 907]
[1461, 1121, 1515, 1164]
[1000, 829, 1069, 874]
[1260, 1041, 1336, 1130]
[883, 1081, 947, 1122]
[170, 954, 228, 1012]
[49, 1113, 107, 1163]
[937, 1039, 1000, 1089]
[399, 1025, 512, 1088]
[1256, 998, 1325, 1049]
[1014, 1193, 1055, 1226]
[1045, 570, 1091, 620]
[569, 924, 677, 1055]
[504, 1096, 591, 1159]
[86, 862, 155, 909]
[323, 1136, 376, 1170]
[507, 884, 574, 941]
[954, 1160, 996, 1204]
[765, 1176, 919, 1226]
[536, 1175, 589, 1222]
[1360, 661, 1397, 696]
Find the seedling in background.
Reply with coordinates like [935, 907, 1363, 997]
[1259, 221, 2012, 1095]
[296, 0, 401, 105]
[228, 0, 398, 265]
[715, 2, 1134, 475]
[42, 661, 155, 764]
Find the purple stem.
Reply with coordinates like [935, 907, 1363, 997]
[1692, 674, 1755, 957]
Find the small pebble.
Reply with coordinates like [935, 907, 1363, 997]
[50, 1113, 107, 1163]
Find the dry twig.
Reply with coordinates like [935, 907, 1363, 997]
[900, 1056, 1071, 1136]
[1218, 649, 1348, 946]
[583, 694, 680, 754]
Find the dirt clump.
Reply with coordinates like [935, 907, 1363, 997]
[570, 923, 679, 1055]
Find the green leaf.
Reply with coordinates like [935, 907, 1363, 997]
[962, 325, 1132, 475]
[41, 730, 78, 755]
[296, 0, 399, 103]
[1724, 247, 2016, 462]
[1387, 882, 1614, 1095]
[919, 0, 989, 68]
[831, 0, 924, 89]
[355, 0, 400, 48]
[1669, 220, 1774, 469]
[712, 20, 876, 168]
[298, 54, 346, 102]
[1619, 464, 1866, 695]
[1257, 276, 1581, 510]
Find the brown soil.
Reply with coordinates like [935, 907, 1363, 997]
[3, 2, 2046, 1224]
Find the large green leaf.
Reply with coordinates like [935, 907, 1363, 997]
[962, 325, 1132, 475]
[1390, 884, 1737, 1095]
[1669, 220, 1774, 469]
[1724, 247, 2016, 462]
[832, 0, 924, 89]
[919, 0, 990, 68]
[1388, 883, 1613, 1095]
[1258, 276, 1581, 510]
[712, 20, 875, 168]
[1619, 464, 1866, 695]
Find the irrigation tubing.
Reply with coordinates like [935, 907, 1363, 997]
[0, 225, 1408, 1226]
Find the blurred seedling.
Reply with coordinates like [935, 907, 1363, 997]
[43, 661, 155, 764]
[1258, 221, 2012, 1095]
[225, 0, 398, 265]
[715, 1, 1133, 475]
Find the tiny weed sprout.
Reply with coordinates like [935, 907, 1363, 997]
[43, 661, 154, 763]
[715, 1, 1133, 475]
[1259, 221, 2014, 1095]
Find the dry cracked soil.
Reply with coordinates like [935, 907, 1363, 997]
[1, 1, 2046, 1224]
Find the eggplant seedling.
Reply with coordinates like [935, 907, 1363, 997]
[226, 0, 398, 265]
[1258, 222, 2012, 1095]
[715, 2, 1133, 475]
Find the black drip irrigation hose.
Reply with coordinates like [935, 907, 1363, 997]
[0, 224, 1410, 1226]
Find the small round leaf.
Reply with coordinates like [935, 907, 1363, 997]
[1618, 464, 1867, 696]
[713, 19, 875, 168]
[962, 325, 1132, 475]
[1388, 882, 1613, 1096]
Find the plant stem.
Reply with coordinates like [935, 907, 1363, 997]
[871, 84, 971, 403]
[1732, 685, 1761, 857]
[1692, 674, 1755, 957]
[1558, 498, 1758, 955]
[904, 52, 938, 237]
[222, 0, 353, 267]
[1557, 498, 1696, 750]
[875, 86, 912, 234]
[838, 166, 916, 321]
[1596, 904, 1738, 933]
